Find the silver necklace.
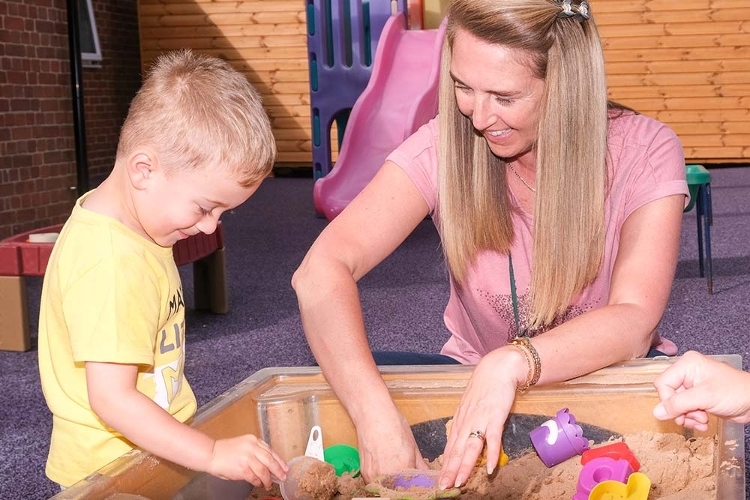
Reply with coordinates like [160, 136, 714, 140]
[507, 163, 536, 193]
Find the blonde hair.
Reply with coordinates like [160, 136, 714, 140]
[438, 0, 609, 328]
[117, 49, 276, 187]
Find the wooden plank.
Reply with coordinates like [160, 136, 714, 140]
[596, 8, 750, 26]
[270, 116, 313, 130]
[140, 24, 306, 38]
[608, 83, 750, 98]
[140, 1, 302, 15]
[140, 35, 305, 51]
[276, 139, 313, 152]
[670, 122, 725, 135]
[274, 128, 312, 141]
[669, 122, 750, 136]
[721, 121, 750, 134]
[242, 70, 310, 85]
[264, 94, 311, 106]
[598, 20, 749, 38]
[143, 11, 305, 28]
[606, 59, 750, 74]
[605, 46, 750, 63]
[266, 105, 312, 118]
[655, 109, 750, 123]
[276, 152, 313, 164]
[684, 146, 749, 159]
[602, 33, 750, 50]
[678, 134, 750, 146]
[141, 46, 307, 62]
[617, 96, 750, 111]
[594, 0, 750, 13]
[608, 71, 750, 86]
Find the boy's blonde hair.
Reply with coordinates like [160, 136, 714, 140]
[117, 49, 276, 187]
[438, 0, 610, 328]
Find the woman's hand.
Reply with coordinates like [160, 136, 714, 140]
[653, 350, 750, 430]
[355, 404, 429, 481]
[438, 346, 528, 489]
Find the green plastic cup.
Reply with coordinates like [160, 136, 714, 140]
[323, 444, 361, 477]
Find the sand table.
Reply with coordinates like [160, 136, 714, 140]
[248, 431, 716, 500]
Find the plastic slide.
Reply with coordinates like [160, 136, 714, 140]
[313, 14, 447, 221]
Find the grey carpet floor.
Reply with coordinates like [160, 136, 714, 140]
[1, 167, 749, 499]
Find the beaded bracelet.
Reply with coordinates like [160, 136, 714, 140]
[509, 337, 542, 392]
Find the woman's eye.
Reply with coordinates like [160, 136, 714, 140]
[199, 207, 211, 215]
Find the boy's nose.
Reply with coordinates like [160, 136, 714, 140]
[196, 217, 218, 235]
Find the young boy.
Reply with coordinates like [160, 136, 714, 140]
[38, 49, 288, 489]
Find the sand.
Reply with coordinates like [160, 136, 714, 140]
[248, 431, 716, 500]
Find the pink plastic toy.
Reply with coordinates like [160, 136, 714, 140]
[573, 457, 634, 500]
[313, 14, 447, 220]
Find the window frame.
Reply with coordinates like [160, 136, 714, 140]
[78, 0, 102, 67]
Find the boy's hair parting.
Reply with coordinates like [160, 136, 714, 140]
[117, 49, 276, 187]
[438, 0, 609, 328]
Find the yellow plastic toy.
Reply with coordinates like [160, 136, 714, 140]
[588, 472, 651, 500]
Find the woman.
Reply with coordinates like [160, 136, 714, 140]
[292, 0, 687, 490]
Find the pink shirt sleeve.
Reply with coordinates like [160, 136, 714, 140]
[386, 118, 441, 212]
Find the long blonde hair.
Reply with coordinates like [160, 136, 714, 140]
[118, 49, 276, 187]
[438, 0, 609, 328]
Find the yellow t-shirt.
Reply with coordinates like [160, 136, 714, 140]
[38, 194, 197, 487]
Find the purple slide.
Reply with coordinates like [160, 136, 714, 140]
[313, 14, 447, 221]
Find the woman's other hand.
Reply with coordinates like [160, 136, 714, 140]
[356, 404, 430, 481]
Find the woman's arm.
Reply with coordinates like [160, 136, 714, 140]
[292, 161, 431, 481]
[439, 193, 685, 489]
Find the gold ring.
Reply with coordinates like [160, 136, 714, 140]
[468, 430, 485, 441]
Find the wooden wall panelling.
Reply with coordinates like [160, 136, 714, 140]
[138, 0, 312, 166]
[138, 0, 750, 164]
[596, 0, 750, 162]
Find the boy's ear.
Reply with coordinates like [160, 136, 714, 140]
[127, 151, 158, 190]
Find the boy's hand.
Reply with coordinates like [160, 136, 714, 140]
[653, 350, 750, 430]
[208, 435, 289, 489]
[86, 362, 288, 487]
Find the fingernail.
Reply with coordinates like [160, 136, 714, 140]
[438, 480, 449, 490]
[453, 478, 463, 488]
[487, 465, 494, 475]
[653, 403, 668, 419]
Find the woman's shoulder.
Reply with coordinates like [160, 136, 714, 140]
[388, 116, 440, 165]
[607, 109, 679, 147]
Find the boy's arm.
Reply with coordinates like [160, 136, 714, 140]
[86, 362, 287, 487]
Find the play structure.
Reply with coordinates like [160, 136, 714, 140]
[306, 0, 409, 182]
[311, 10, 446, 220]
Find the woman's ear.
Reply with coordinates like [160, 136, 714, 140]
[127, 150, 158, 190]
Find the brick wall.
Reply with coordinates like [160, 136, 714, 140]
[0, 0, 141, 241]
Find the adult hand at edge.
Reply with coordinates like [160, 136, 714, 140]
[653, 350, 750, 431]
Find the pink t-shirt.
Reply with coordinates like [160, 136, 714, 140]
[386, 112, 688, 364]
